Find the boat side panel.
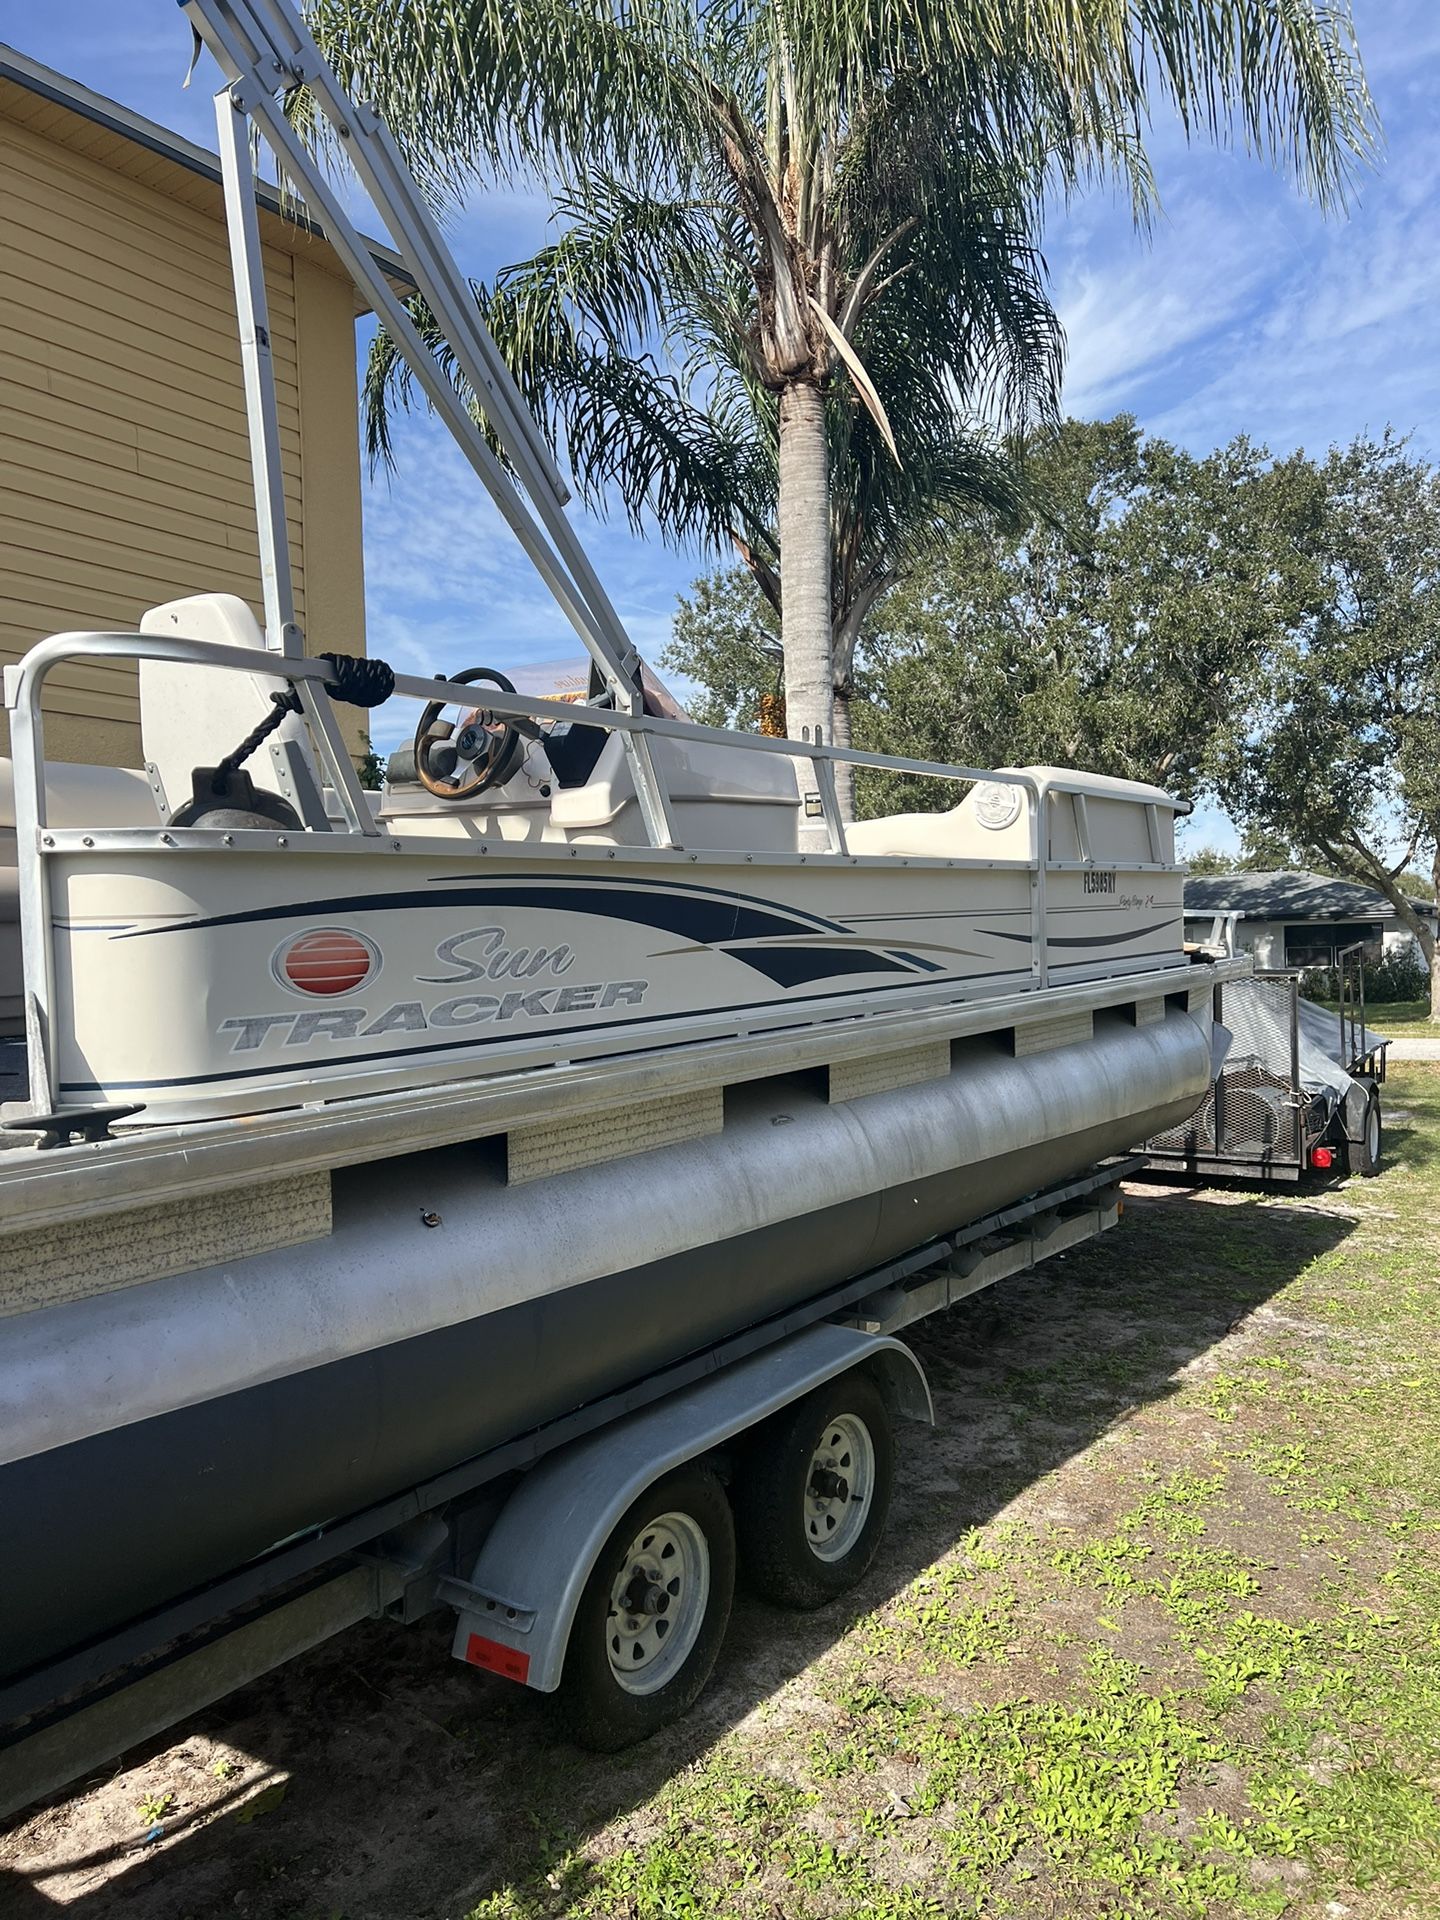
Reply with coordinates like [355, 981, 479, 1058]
[45, 849, 1179, 1117]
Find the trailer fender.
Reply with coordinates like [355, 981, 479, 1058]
[1342, 1074, 1376, 1142]
[444, 1322, 931, 1692]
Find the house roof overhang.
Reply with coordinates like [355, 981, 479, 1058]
[1183, 869, 1437, 923]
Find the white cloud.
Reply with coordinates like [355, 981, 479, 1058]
[1150, 164, 1440, 457]
[1048, 32, 1440, 463]
[1055, 190, 1279, 422]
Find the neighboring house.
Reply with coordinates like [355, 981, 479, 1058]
[1183, 870, 1439, 969]
[0, 44, 398, 769]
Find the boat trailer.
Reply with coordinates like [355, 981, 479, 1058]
[0, 1157, 1136, 1812]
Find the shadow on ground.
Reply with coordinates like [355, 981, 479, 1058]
[0, 1178, 1358, 1919]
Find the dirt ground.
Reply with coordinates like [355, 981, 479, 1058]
[4, 1068, 1439, 1920]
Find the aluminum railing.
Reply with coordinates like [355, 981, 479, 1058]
[2, 629, 1051, 1114]
[4, 628, 1049, 851]
[3, 627, 1187, 1115]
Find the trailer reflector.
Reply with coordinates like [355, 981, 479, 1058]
[464, 1633, 531, 1684]
[1310, 1145, 1335, 1170]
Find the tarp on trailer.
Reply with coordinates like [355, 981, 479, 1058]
[1220, 978, 1382, 1101]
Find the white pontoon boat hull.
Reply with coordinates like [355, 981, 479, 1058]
[47, 835, 1181, 1120]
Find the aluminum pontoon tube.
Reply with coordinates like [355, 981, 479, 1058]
[0, 1007, 1210, 1678]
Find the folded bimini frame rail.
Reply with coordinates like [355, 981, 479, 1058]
[185, 0, 680, 846]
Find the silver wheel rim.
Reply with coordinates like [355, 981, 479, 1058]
[1368, 1105, 1381, 1159]
[606, 1511, 710, 1696]
[804, 1413, 875, 1563]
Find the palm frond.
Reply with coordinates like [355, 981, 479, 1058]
[306, 0, 711, 197]
[326, 0, 1377, 695]
[363, 282, 769, 551]
[766, 0, 1374, 210]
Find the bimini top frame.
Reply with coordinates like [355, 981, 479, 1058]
[185, 0, 681, 845]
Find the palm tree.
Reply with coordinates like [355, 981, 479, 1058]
[312, 0, 1373, 762]
[363, 221, 1043, 810]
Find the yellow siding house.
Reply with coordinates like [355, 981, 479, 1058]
[0, 44, 390, 767]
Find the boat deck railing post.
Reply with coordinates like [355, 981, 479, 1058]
[2, 659, 56, 1115]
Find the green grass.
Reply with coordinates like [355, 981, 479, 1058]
[1312, 998, 1438, 1038]
[464, 1067, 1440, 1920]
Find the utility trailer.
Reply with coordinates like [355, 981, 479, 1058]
[0, 1156, 1139, 1815]
[1146, 941, 1387, 1184]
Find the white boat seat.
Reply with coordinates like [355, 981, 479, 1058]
[139, 594, 321, 819]
[848, 768, 1176, 866]
[0, 757, 160, 1038]
[550, 727, 801, 851]
[0, 756, 161, 834]
[846, 806, 971, 859]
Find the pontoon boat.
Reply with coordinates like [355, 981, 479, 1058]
[0, 0, 1238, 1691]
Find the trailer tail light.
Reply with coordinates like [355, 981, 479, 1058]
[464, 1633, 531, 1684]
[1310, 1145, 1334, 1171]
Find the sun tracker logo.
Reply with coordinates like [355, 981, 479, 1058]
[273, 928, 381, 998]
[226, 926, 647, 1053]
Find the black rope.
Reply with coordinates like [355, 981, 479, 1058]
[319, 652, 395, 710]
[216, 688, 301, 778]
[217, 653, 396, 781]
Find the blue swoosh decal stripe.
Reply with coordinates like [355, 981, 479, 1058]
[109, 878, 930, 989]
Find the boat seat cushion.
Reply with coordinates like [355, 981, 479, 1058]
[0, 757, 160, 833]
[845, 806, 969, 858]
[139, 595, 300, 818]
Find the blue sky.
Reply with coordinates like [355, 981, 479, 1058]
[15, 4, 1440, 851]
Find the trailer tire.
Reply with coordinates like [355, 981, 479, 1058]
[554, 1465, 734, 1751]
[736, 1370, 894, 1611]
[1352, 1084, 1383, 1177]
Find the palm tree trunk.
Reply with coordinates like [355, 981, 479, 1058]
[829, 573, 890, 827]
[776, 380, 833, 755]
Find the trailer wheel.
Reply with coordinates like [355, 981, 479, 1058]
[1353, 1084, 1383, 1177]
[554, 1465, 734, 1751]
[736, 1370, 894, 1611]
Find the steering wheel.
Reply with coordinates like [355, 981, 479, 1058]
[414, 667, 527, 801]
